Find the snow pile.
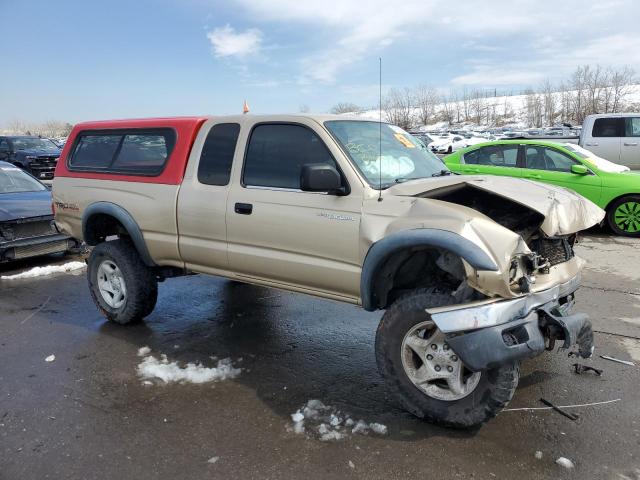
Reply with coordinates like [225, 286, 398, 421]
[137, 348, 241, 384]
[1, 261, 85, 280]
[288, 399, 388, 441]
[137, 346, 151, 357]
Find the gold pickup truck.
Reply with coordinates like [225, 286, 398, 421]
[53, 115, 604, 428]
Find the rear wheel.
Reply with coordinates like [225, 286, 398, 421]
[87, 239, 158, 324]
[607, 195, 640, 237]
[375, 289, 519, 428]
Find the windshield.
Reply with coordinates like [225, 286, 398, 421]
[564, 144, 630, 173]
[325, 121, 447, 188]
[0, 164, 47, 194]
[10, 137, 60, 152]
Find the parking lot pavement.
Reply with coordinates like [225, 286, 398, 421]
[1, 234, 639, 480]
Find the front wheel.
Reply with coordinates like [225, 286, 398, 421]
[606, 195, 640, 237]
[375, 290, 519, 428]
[87, 239, 158, 324]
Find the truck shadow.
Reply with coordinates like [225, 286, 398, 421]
[95, 276, 559, 442]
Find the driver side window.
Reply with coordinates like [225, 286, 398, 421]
[525, 146, 576, 172]
[243, 124, 337, 190]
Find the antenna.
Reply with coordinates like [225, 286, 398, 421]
[378, 57, 383, 202]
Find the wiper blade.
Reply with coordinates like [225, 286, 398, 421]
[431, 170, 453, 177]
[394, 176, 425, 183]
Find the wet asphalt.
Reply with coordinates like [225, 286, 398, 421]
[1, 232, 639, 480]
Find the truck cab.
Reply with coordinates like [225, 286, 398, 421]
[580, 113, 640, 168]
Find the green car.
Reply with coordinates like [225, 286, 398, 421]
[444, 140, 640, 237]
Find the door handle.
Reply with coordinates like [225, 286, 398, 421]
[624, 142, 638, 146]
[585, 142, 599, 146]
[234, 202, 253, 215]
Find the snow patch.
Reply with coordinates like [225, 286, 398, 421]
[137, 346, 151, 357]
[288, 399, 388, 441]
[1, 261, 85, 280]
[136, 348, 241, 385]
[45, 354, 55, 362]
[207, 456, 219, 464]
[556, 457, 575, 469]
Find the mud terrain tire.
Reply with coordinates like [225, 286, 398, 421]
[87, 239, 158, 324]
[375, 289, 519, 428]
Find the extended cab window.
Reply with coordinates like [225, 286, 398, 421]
[243, 124, 336, 189]
[464, 145, 518, 167]
[69, 129, 176, 175]
[198, 123, 240, 186]
[592, 118, 624, 137]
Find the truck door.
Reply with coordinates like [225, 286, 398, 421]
[621, 116, 640, 169]
[226, 120, 363, 300]
[585, 117, 623, 163]
[177, 121, 241, 273]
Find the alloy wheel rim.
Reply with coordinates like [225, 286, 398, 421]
[614, 201, 640, 233]
[97, 260, 127, 309]
[401, 320, 481, 401]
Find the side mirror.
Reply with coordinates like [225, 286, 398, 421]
[571, 164, 589, 175]
[300, 163, 346, 195]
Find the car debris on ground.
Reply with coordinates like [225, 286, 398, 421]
[600, 355, 635, 366]
[573, 363, 603, 375]
[540, 398, 579, 421]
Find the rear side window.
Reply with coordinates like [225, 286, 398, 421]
[464, 145, 518, 167]
[592, 118, 624, 137]
[243, 124, 336, 189]
[69, 129, 176, 175]
[197, 123, 240, 186]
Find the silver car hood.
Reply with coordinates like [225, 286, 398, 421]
[386, 175, 605, 237]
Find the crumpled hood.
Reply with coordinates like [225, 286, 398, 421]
[0, 190, 53, 222]
[385, 175, 605, 237]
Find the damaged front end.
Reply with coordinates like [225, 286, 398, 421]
[382, 175, 605, 371]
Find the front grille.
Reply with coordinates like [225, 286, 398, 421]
[531, 237, 575, 266]
[14, 240, 69, 259]
[1, 218, 55, 240]
[28, 156, 58, 179]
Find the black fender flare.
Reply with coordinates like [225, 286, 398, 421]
[360, 228, 498, 311]
[82, 202, 156, 267]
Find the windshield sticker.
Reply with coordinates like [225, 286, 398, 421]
[394, 133, 415, 148]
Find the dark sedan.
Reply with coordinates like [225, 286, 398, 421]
[0, 162, 79, 262]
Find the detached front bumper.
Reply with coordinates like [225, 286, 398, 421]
[426, 275, 593, 371]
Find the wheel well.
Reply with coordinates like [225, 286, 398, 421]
[604, 193, 639, 213]
[371, 247, 478, 310]
[84, 213, 129, 245]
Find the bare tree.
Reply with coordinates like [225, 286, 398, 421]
[540, 79, 556, 126]
[383, 88, 414, 130]
[610, 66, 636, 113]
[413, 85, 439, 126]
[330, 102, 361, 114]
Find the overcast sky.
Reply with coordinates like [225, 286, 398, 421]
[1, 0, 639, 125]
